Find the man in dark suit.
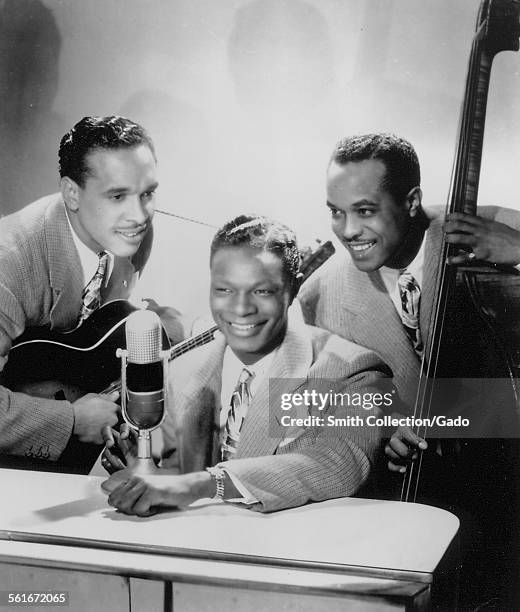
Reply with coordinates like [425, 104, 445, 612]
[0, 115, 182, 471]
[101, 214, 392, 514]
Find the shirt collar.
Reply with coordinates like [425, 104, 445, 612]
[222, 345, 278, 397]
[379, 235, 426, 291]
[64, 201, 114, 287]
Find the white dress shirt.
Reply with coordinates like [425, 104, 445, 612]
[378, 239, 426, 316]
[64, 203, 114, 288]
[219, 346, 278, 503]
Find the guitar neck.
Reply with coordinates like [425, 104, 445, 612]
[167, 325, 219, 361]
[101, 324, 219, 395]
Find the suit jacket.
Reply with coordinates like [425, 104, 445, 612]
[161, 310, 392, 512]
[298, 205, 520, 411]
[0, 193, 152, 460]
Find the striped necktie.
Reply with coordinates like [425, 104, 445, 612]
[398, 271, 423, 357]
[78, 251, 109, 324]
[221, 368, 253, 461]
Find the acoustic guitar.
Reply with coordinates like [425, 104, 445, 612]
[1, 300, 218, 474]
[2, 300, 218, 402]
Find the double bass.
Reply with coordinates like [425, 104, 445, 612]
[402, 0, 520, 607]
[403, 0, 520, 501]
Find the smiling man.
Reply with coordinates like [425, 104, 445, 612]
[101, 214, 391, 514]
[298, 133, 520, 608]
[326, 152, 424, 273]
[0, 115, 181, 472]
[299, 132, 520, 436]
[61, 139, 157, 259]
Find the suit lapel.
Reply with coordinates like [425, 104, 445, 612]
[333, 252, 422, 408]
[343, 263, 415, 369]
[176, 336, 227, 472]
[44, 198, 84, 329]
[236, 309, 313, 458]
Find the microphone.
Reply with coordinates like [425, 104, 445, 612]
[117, 309, 169, 474]
[125, 310, 164, 429]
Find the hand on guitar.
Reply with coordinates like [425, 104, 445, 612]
[101, 423, 137, 474]
[444, 212, 520, 265]
[385, 424, 428, 473]
[71, 391, 120, 444]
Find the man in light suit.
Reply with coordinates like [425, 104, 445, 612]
[0, 115, 182, 471]
[298, 133, 520, 608]
[102, 215, 392, 514]
[298, 132, 520, 467]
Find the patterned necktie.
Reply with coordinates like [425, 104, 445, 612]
[221, 368, 253, 461]
[397, 271, 423, 356]
[78, 251, 109, 324]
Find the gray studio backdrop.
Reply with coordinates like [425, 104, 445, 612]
[1, 0, 518, 316]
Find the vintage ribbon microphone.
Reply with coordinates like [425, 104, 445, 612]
[117, 309, 169, 474]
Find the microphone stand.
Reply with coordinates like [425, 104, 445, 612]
[117, 347, 170, 475]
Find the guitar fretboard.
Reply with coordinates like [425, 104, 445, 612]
[168, 325, 219, 360]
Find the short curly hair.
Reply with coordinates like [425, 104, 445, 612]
[330, 133, 420, 205]
[58, 115, 155, 187]
[210, 214, 300, 296]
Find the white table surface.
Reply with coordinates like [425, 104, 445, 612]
[0, 469, 458, 579]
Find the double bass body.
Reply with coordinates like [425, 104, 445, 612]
[402, 1, 520, 607]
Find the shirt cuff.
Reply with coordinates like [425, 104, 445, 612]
[220, 467, 259, 504]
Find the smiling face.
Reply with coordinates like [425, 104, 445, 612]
[62, 144, 158, 258]
[210, 246, 293, 364]
[327, 159, 420, 271]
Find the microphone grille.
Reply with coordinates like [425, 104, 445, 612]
[125, 310, 162, 364]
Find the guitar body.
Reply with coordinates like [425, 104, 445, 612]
[3, 300, 170, 398]
[1, 300, 171, 475]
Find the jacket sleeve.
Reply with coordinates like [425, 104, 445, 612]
[479, 205, 520, 231]
[220, 345, 388, 512]
[0, 280, 74, 461]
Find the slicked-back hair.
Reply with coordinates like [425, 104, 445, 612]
[210, 214, 300, 297]
[330, 133, 420, 205]
[58, 115, 155, 187]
